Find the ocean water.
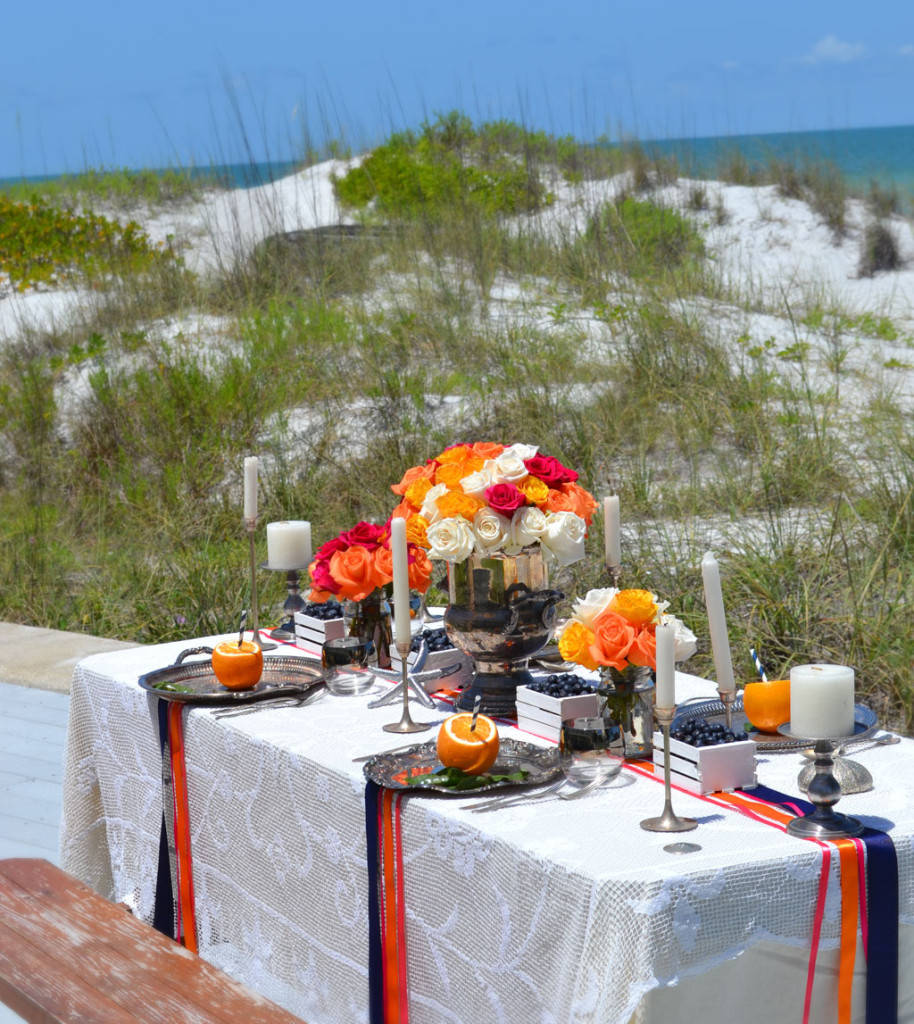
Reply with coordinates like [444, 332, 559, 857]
[649, 123, 914, 197]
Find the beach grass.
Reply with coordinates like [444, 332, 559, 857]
[2, 112, 914, 728]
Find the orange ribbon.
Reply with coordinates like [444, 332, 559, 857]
[168, 702, 198, 954]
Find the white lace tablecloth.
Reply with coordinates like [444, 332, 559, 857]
[59, 637, 914, 1024]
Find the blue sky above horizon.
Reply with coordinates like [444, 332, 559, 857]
[2, 0, 912, 178]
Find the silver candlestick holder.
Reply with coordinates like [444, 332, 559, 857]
[261, 561, 309, 641]
[641, 705, 698, 833]
[779, 720, 868, 839]
[382, 639, 433, 734]
[244, 517, 276, 652]
[718, 687, 738, 731]
[605, 562, 622, 590]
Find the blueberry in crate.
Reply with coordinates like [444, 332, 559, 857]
[525, 674, 597, 699]
[670, 716, 742, 747]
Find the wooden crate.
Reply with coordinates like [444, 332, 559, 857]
[652, 732, 757, 794]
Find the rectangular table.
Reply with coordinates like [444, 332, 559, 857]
[59, 637, 914, 1024]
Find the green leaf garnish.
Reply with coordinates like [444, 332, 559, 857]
[405, 766, 529, 790]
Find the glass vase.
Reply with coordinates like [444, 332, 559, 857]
[596, 665, 654, 760]
[344, 589, 392, 669]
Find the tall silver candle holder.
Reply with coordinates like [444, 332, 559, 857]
[244, 517, 276, 652]
[779, 720, 867, 839]
[261, 562, 308, 641]
[605, 563, 622, 590]
[718, 687, 738, 731]
[382, 639, 433, 734]
[641, 705, 697, 833]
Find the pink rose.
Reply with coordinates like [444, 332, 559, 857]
[485, 482, 526, 516]
[524, 455, 579, 488]
[340, 521, 384, 549]
[309, 557, 339, 595]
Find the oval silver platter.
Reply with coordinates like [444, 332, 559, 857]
[363, 738, 560, 794]
[139, 652, 323, 706]
[674, 696, 877, 752]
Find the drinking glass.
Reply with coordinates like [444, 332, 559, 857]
[321, 637, 375, 695]
[560, 716, 624, 784]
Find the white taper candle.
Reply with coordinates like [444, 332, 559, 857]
[654, 623, 676, 709]
[603, 495, 621, 566]
[390, 517, 411, 646]
[701, 552, 735, 693]
[243, 456, 258, 520]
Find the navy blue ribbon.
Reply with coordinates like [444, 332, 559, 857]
[752, 783, 897, 1024]
[152, 699, 176, 937]
[364, 780, 384, 1024]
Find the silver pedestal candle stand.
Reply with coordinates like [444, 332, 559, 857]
[779, 720, 868, 840]
[641, 705, 698, 833]
[382, 639, 433, 734]
[244, 517, 276, 652]
[261, 561, 309, 641]
[718, 687, 738, 731]
[606, 563, 622, 590]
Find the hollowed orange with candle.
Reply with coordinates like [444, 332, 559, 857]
[742, 678, 791, 733]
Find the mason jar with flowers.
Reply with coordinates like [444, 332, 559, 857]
[389, 442, 598, 714]
[308, 520, 432, 668]
[557, 588, 697, 758]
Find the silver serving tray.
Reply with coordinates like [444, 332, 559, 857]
[674, 695, 877, 752]
[138, 647, 323, 705]
[363, 738, 560, 794]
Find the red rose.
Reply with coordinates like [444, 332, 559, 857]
[485, 482, 527, 516]
[340, 521, 384, 549]
[524, 455, 579, 488]
[309, 557, 340, 596]
[314, 537, 348, 562]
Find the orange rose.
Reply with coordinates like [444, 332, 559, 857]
[558, 621, 598, 671]
[405, 514, 429, 547]
[390, 498, 413, 520]
[561, 481, 599, 524]
[435, 462, 470, 489]
[627, 626, 656, 668]
[609, 589, 658, 626]
[544, 488, 576, 514]
[391, 462, 437, 496]
[517, 475, 549, 507]
[470, 442, 505, 460]
[405, 476, 434, 509]
[436, 444, 474, 466]
[436, 490, 483, 522]
[589, 610, 636, 671]
[329, 547, 384, 602]
[408, 548, 433, 592]
[373, 545, 394, 586]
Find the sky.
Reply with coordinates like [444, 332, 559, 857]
[2, 0, 913, 178]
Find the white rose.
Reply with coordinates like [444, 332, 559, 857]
[501, 442, 538, 462]
[472, 507, 510, 552]
[662, 613, 697, 663]
[503, 506, 548, 554]
[539, 511, 587, 566]
[460, 466, 495, 500]
[420, 483, 449, 524]
[490, 452, 529, 484]
[426, 517, 476, 562]
[571, 587, 619, 629]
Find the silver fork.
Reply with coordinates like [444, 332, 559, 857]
[466, 776, 567, 813]
[213, 687, 325, 719]
[559, 774, 614, 800]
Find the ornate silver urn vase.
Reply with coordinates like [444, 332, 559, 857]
[444, 547, 563, 716]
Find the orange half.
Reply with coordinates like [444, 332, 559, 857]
[212, 639, 264, 691]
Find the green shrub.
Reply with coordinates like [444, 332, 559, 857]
[591, 197, 705, 278]
[859, 220, 901, 276]
[0, 193, 178, 291]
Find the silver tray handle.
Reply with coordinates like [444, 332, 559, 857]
[174, 646, 215, 665]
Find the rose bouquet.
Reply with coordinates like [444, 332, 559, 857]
[557, 587, 697, 672]
[389, 442, 598, 565]
[308, 520, 433, 603]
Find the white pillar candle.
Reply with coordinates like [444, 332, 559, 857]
[603, 495, 621, 566]
[790, 664, 855, 738]
[243, 456, 259, 520]
[654, 623, 676, 709]
[266, 521, 312, 569]
[390, 517, 411, 646]
[701, 552, 735, 693]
